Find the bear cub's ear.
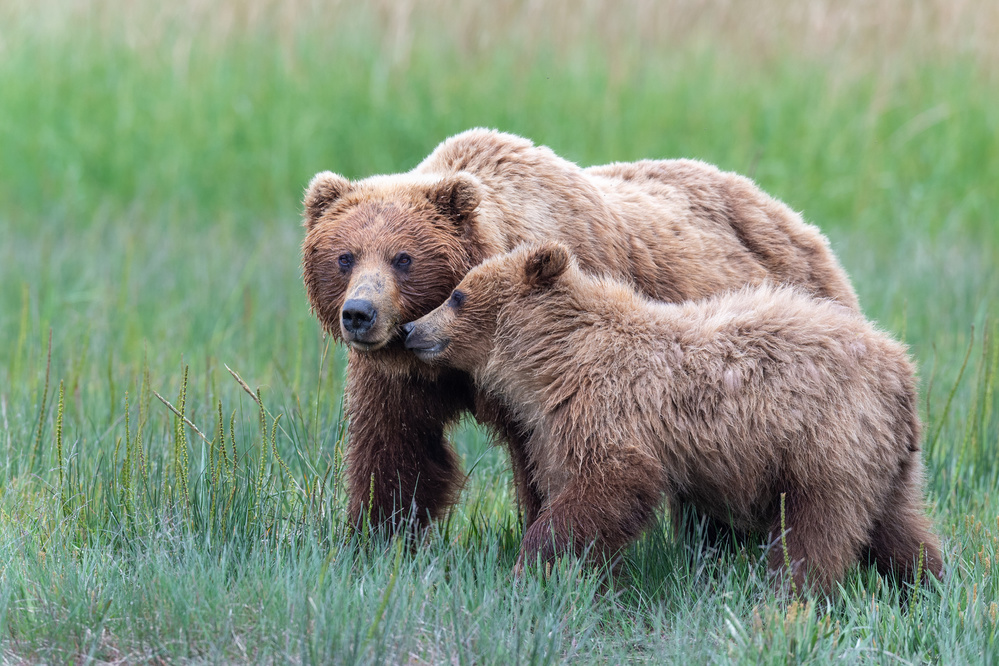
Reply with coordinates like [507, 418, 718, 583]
[304, 171, 352, 229]
[429, 173, 482, 228]
[524, 242, 570, 289]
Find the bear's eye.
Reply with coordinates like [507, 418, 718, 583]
[448, 290, 465, 309]
[393, 253, 412, 270]
[337, 253, 354, 270]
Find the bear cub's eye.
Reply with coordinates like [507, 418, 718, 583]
[393, 253, 412, 270]
[337, 253, 354, 270]
[448, 290, 465, 308]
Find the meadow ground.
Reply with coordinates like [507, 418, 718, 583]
[1, 0, 998, 662]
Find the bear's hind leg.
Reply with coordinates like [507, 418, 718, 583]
[766, 489, 870, 596]
[866, 458, 943, 585]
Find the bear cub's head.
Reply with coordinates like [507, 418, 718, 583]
[301, 170, 483, 352]
[403, 242, 572, 372]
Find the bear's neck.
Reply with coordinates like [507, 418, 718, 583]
[477, 282, 676, 427]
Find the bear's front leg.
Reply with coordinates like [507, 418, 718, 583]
[515, 465, 663, 573]
[344, 354, 471, 531]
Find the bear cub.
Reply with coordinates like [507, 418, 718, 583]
[403, 242, 943, 593]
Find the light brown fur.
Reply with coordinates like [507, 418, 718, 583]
[404, 243, 942, 594]
[301, 128, 859, 531]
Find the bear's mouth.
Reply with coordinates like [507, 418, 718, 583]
[408, 338, 449, 362]
[343, 323, 403, 352]
[347, 338, 389, 352]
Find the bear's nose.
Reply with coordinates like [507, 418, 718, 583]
[400, 322, 415, 337]
[342, 299, 376, 335]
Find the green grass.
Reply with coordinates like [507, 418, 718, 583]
[1, 1, 998, 662]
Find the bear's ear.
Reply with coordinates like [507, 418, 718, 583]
[524, 243, 570, 289]
[303, 171, 351, 229]
[428, 173, 482, 229]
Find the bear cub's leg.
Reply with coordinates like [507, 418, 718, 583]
[865, 457, 944, 584]
[766, 489, 874, 595]
[515, 464, 663, 572]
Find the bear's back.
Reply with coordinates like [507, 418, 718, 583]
[418, 129, 858, 310]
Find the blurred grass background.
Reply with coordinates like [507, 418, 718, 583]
[0, 0, 997, 662]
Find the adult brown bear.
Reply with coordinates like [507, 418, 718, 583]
[301, 128, 859, 532]
[401, 242, 941, 593]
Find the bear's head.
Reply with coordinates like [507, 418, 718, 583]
[402, 242, 572, 373]
[301, 170, 485, 354]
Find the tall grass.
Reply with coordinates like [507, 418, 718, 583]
[1, 0, 997, 661]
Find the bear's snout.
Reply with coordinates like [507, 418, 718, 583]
[403, 321, 449, 361]
[341, 299, 377, 336]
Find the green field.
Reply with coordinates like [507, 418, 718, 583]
[1, 1, 998, 662]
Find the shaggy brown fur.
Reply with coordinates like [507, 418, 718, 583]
[301, 128, 860, 531]
[403, 243, 942, 594]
